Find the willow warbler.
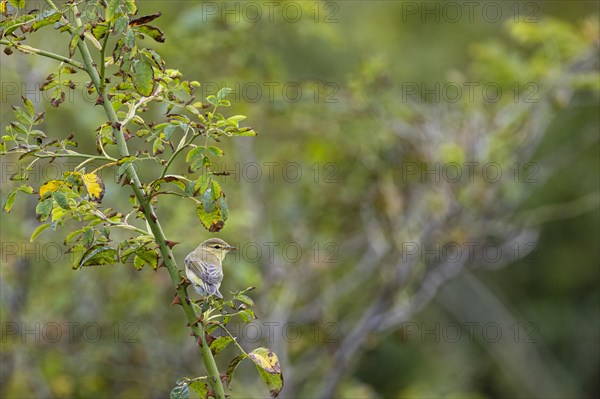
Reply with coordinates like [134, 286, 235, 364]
[184, 238, 236, 299]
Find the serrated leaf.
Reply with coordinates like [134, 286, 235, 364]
[210, 180, 222, 201]
[206, 95, 218, 106]
[30, 223, 51, 242]
[163, 124, 176, 140]
[249, 348, 283, 397]
[133, 249, 158, 270]
[194, 174, 211, 195]
[79, 245, 118, 267]
[35, 198, 53, 222]
[207, 146, 224, 157]
[4, 189, 17, 212]
[249, 347, 280, 373]
[236, 294, 254, 307]
[136, 25, 165, 43]
[18, 185, 34, 194]
[32, 10, 62, 31]
[124, 0, 137, 13]
[82, 227, 94, 247]
[238, 308, 256, 323]
[69, 27, 83, 57]
[64, 228, 84, 244]
[227, 115, 247, 123]
[210, 336, 233, 355]
[21, 96, 35, 116]
[169, 384, 189, 399]
[234, 128, 257, 137]
[8, 0, 25, 9]
[216, 88, 232, 101]
[186, 147, 205, 172]
[83, 173, 105, 202]
[188, 380, 208, 398]
[226, 354, 247, 389]
[91, 23, 108, 40]
[105, 0, 120, 22]
[52, 191, 70, 210]
[184, 181, 195, 197]
[196, 202, 225, 232]
[114, 16, 128, 34]
[153, 138, 165, 155]
[40, 180, 66, 198]
[133, 57, 154, 96]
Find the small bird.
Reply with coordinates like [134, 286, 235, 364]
[184, 238, 237, 299]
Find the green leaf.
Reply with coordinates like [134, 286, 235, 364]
[206, 95, 218, 106]
[210, 336, 233, 355]
[188, 380, 209, 398]
[207, 146, 224, 157]
[8, 0, 26, 9]
[225, 354, 246, 389]
[196, 202, 225, 232]
[236, 294, 255, 307]
[21, 96, 35, 116]
[210, 180, 222, 201]
[82, 227, 94, 247]
[4, 189, 17, 212]
[194, 174, 211, 195]
[79, 245, 118, 267]
[169, 383, 189, 399]
[234, 128, 257, 137]
[133, 249, 158, 270]
[216, 88, 232, 101]
[19, 185, 34, 194]
[12, 106, 31, 125]
[249, 348, 283, 397]
[32, 10, 62, 31]
[105, 0, 120, 22]
[152, 138, 164, 155]
[64, 228, 85, 244]
[69, 27, 82, 57]
[133, 57, 155, 96]
[186, 147, 205, 172]
[136, 25, 165, 43]
[52, 191, 70, 210]
[184, 181, 195, 197]
[35, 198, 53, 222]
[124, 0, 137, 13]
[30, 223, 51, 242]
[227, 115, 247, 123]
[238, 308, 256, 323]
[114, 16, 129, 34]
[163, 124, 176, 140]
[3, 14, 35, 36]
[91, 23, 108, 40]
[201, 189, 215, 213]
[219, 197, 229, 221]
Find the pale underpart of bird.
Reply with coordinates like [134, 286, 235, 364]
[184, 238, 236, 299]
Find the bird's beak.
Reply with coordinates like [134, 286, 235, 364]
[227, 245, 237, 252]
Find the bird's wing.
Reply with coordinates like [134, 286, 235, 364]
[185, 253, 223, 285]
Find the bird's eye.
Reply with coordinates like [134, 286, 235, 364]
[214, 245, 221, 249]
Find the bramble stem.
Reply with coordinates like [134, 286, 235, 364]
[70, 7, 226, 399]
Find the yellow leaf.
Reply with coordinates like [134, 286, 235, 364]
[249, 348, 281, 374]
[39, 180, 64, 197]
[83, 173, 105, 202]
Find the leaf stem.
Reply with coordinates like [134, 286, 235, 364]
[0, 39, 85, 70]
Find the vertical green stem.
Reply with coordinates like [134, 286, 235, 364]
[71, 8, 226, 399]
